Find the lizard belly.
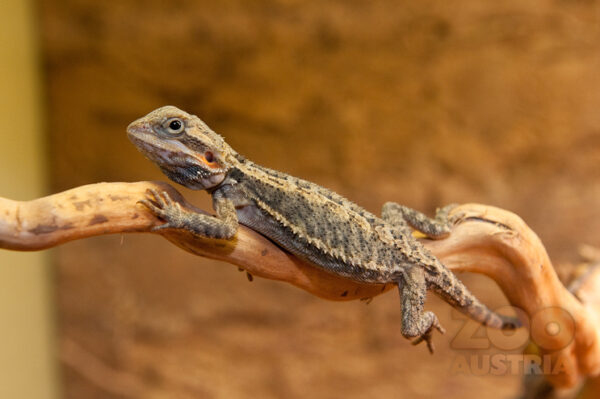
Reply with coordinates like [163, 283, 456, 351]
[236, 205, 395, 283]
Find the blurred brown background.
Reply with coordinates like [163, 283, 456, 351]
[2, 0, 600, 397]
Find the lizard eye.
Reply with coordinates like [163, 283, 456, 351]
[165, 118, 185, 134]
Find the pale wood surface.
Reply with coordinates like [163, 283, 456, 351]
[1, 181, 599, 389]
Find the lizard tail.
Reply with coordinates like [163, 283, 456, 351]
[426, 264, 520, 330]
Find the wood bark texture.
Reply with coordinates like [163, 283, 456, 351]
[0, 181, 599, 388]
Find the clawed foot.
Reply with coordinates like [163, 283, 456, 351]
[436, 203, 466, 227]
[410, 319, 446, 354]
[138, 189, 186, 232]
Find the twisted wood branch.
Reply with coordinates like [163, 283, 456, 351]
[1, 181, 599, 388]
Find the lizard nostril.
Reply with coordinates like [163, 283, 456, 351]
[205, 151, 215, 163]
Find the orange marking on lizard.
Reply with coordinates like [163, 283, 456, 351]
[197, 151, 220, 169]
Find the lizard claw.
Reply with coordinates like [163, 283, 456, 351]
[150, 223, 173, 232]
[436, 203, 462, 225]
[437, 203, 459, 214]
[139, 189, 185, 231]
[410, 319, 446, 354]
[411, 335, 435, 354]
[145, 189, 175, 208]
[137, 198, 157, 212]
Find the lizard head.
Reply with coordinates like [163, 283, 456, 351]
[127, 106, 233, 190]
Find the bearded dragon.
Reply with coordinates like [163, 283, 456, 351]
[127, 106, 519, 352]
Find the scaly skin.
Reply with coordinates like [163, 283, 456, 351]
[128, 106, 519, 353]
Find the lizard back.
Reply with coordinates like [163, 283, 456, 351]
[224, 158, 430, 283]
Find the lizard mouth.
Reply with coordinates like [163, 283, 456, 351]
[127, 125, 226, 189]
[127, 121, 205, 165]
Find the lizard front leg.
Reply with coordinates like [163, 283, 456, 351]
[139, 189, 238, 239]
[382, 202, 456, 239]
[398, 266, 445, 354]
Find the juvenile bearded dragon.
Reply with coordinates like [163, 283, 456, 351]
[127, 106, 519, 352]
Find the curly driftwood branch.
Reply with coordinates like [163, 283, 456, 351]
[1, 181, 599, 388]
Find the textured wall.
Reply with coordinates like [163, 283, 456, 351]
[39, 1, 600, 398]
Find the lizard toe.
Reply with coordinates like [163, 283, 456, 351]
[151, 223, 175, 232]
[158, 190, 174, 206]
[411, 333, 436, 354]
[137, 198, 162, 214]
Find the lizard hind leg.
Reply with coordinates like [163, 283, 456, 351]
[397, 267, 446, 354]
[382, 202, 457, 239]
